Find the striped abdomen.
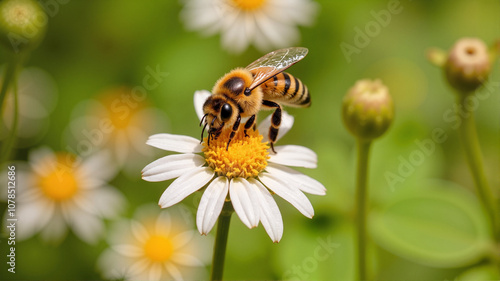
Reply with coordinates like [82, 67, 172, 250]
[260, 72, 311, 107]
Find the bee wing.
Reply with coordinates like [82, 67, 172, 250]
[246, 47, 308, 91]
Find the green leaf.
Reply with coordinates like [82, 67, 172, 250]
[370, 179, 491, 267]
[457, 264, 500, 281]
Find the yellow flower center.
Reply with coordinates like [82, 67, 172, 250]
[143, 235, 174, 262]
[230, 0, 267, 11]
[203, 128, 269, 179]
[38, 154, 79, 201]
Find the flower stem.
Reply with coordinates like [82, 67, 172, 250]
[355, 139, 372, 281]
[0, 60, 18, 118]
[210, 201, 233, 281]
[456, 94, 499, 242]
[0, 58, 21, 163]
[0, 79, 19, 163]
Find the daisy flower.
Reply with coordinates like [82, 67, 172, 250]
[67, 86, 169, 176]
[8, 147, 125, 244]
[180, 0, 318, 53]
[98, 204, 210, 281]
[142, 90, 325, 242]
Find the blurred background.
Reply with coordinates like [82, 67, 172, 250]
[0, 0, 499, 280]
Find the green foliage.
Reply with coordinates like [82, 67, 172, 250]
[371, 180, 491, 268]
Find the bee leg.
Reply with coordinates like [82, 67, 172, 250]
[226, 115, 241, 150]
[244, 115, 256, 137]
[262, 100, 281, 154]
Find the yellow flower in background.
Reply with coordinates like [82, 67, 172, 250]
[0, 66, 57, 147]
[7, 147, 126, 244]
[98, 205, 210, 281]
[67, 86, 169, 176]
[180, 0, 318, 53]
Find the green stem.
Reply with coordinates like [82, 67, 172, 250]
[210, 202, 233, 281]
[0, 58, 21, 163]
[355, 139, 372, 281]
[0, 79, 19, 163]
[456, 94, 499, 244]
[0, 60, 18, 118]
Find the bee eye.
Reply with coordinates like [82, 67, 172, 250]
[220, 103, 233, 122]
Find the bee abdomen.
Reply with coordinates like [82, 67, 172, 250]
[263, 72, 311, 107]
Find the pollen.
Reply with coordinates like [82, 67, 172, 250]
[203, 128, 269, 179]
[38, 153, 79, 202]
[230, 0, 267, 11]
[143, 234, 174, 262]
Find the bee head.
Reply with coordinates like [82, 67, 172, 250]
[201, 96, 238, 140]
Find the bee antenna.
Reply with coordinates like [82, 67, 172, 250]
[200, 113, 208, 127]
[244, 88, 252, 96]
[210, 117, 217, 127]
[200, 123, 208, 143]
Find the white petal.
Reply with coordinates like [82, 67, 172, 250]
[258, 111, 294, 143]
[148, 264, 162, 281]
[142, 154, 205, 182]
[146, 134, 202, 153]
[255, 12, 299, 48]
[165, 263, 184, 281]
[130, 220, 148, 244]
[78, 150, 117, 181]
[156, 211, 172, 234]
[39, 212, 68, 243]
[247, 178, 283, 243]
[112, 244, 143, 258]
[266, 163, 326, 195]
[221, 14, 252, 53]
[196, 177, 228, 235]
[28, 146, 56, 175]
[129, 259, 150, 278]
[65, 206, 104, 244]
[16, 199, 54, 241]
[97, 249, 130, 280]
[172, 253, 204, 267]
[75, 187, 126, 218]
[259, 173, 314, 218]
[172, 230, 195, 249]
[229, 178, 260, 229]
[158, 167, 214, 208]
[194, 90, 212, 121]
[268, 145, 317, 168]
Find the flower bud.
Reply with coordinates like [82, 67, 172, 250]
[444, 38, 491, 93]
[342, 79, 394, 141]
[0, 0, 47, 53]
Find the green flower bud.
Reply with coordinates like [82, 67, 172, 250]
[444, 38, 491, 94]
[342, 79, 394, 141]
[0, 0, 47, 53]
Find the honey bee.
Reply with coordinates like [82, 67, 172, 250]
[201, 47, 311, 153]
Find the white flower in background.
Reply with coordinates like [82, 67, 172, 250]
[142, 90, 325, 242]
[180, 0, 318, 53]
[8, 147, 125, 244]
[67, 86, 169, 176]
[0, 66, 57, 147]
[98, 204, 210, 281]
